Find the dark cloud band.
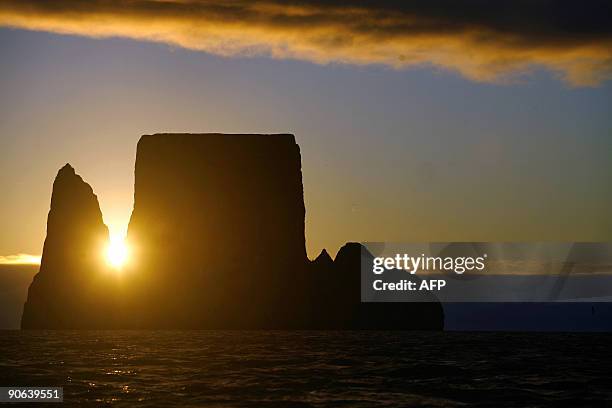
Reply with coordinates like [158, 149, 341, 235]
[1, 0, 611, 85]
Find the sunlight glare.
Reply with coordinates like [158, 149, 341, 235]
[106, 231, 129, 270]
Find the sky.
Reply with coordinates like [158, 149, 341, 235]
[1, 0, 611, 260]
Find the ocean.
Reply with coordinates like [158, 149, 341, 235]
[0, 330, 610, 407]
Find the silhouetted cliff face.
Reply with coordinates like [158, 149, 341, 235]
[22, 164, 111, 328]
[126, 134, 308, 327]
[128, 134, 305, 266]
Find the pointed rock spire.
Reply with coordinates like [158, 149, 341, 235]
[313, 248, 334, 268]
[21, 164, 109, 328]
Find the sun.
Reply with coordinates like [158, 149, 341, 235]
[106, 233, 129, 270]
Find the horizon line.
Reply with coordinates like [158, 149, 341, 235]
[0, 253, 41, 265]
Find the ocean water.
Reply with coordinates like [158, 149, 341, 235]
[0, 331, 610, 407]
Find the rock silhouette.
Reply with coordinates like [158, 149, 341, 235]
[22, 134, 444, 329]
[125, 134, 309, 327]
[309, 243, 444, 329]
[21, 164, 115, 328]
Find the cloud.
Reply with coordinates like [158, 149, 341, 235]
[0, 253, 41, 265]
[0, 0, 611, 86]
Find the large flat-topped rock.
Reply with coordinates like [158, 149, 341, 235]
[126, 133, 308, 326]
[129, 133, 306, 266]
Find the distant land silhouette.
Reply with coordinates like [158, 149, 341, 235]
[21, 134, 444, 329]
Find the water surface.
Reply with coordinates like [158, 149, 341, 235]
[0, 331, 610, 407]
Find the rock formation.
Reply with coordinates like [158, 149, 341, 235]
[308, 243, 444, 329]
[21, 164, 115, 328]
[125, 134, 309, 327]
[22, 134, 444, 329]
